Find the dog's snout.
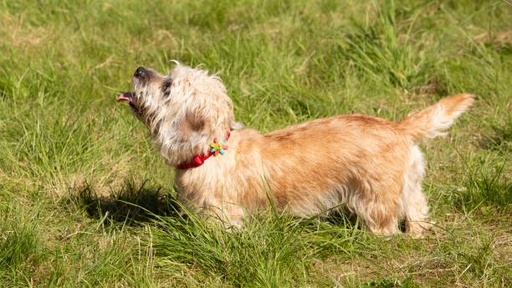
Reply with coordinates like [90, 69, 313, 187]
[134, 67, 146, 78]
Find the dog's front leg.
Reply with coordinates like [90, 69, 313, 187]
[202, 200, 246, 229]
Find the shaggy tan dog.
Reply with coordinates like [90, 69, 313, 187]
[118, 62, 473, 236]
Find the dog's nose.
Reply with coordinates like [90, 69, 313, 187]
[134, 67, 146, 78]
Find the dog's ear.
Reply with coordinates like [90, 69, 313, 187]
[179, 111, 205, 138]
[186, 111, 205, 132]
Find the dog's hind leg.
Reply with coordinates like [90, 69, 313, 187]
[402, 145, 432, 237]
[347, 184, 402, 236]
[361, 201, 402, 236]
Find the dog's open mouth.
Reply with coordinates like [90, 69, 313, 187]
[117, 92, 135, 103]
[117, 92, 138, 109]
[117, 92, 142, 117]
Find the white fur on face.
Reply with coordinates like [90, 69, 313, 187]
[131, 64, 236, 165]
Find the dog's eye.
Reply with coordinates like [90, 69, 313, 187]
[161, 80, 172, 95]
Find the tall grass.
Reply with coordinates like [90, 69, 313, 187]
[0, 0, 511, 286]
[150, 211, 363, 287]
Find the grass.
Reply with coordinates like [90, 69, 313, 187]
[1, 0, 511, 286]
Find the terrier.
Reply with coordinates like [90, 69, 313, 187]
[117, 62, 473, 236]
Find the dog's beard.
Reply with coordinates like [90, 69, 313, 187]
[118, 87, 210, 165]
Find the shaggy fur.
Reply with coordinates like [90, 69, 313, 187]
[118, 62, 474, 236]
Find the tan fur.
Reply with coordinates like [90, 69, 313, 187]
[120, 63, 474, 236]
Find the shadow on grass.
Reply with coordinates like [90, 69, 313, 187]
[70, 180, 365, 232]
[72, 180, 182, 225]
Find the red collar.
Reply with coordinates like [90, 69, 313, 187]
[176, 153, 213, 170]
[175, 132, 230, 170]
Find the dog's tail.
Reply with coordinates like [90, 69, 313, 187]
[396, 94, 474, 141]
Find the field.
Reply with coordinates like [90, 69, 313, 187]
[1, 0, 511, 287]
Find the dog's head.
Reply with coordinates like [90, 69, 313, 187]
[118, 62, 241, 165]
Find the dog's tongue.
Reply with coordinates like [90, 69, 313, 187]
[117, 92, 134, 103]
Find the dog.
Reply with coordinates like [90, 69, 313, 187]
[117, 62, 473, 236]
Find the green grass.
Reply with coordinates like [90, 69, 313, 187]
[1, 0, 511, 286]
